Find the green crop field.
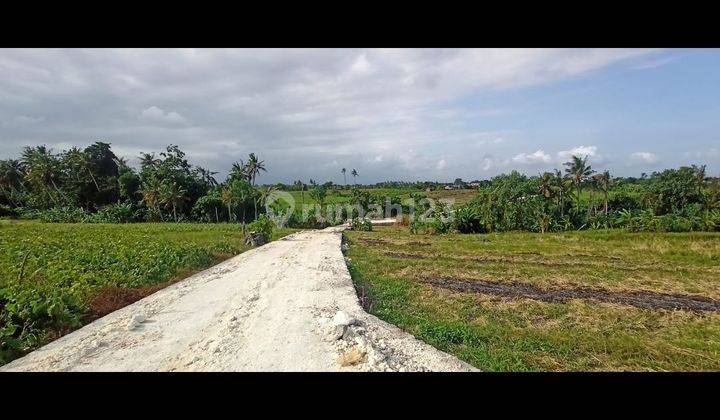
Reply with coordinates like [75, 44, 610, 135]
[287, 187, 478, 207]
[0, 220, 296, 365]
[345, 226, 720, 371]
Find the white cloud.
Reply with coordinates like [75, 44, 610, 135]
[0, 48, 659, 182]
[558, 145, 598, 159]
[631, 152, 659, 164]
[436, 159, 447, 170]
[512, 149, 552, 165]
[139, 106, 186, 124]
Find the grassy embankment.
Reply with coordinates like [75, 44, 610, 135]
[345, 226, 720, 371]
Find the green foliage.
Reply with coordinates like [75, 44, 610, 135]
[0, 204, 19, 218]
[454, 204, 484, 233]
[350, 217, 373, 231]
[0, 220, 295, 365]
[247, 214, 274, 238]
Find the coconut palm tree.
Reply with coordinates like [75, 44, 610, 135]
[160, 181, 188, 223]
[139, 152, 160, 170]
[594, 170, 612, 214]
[228, 161, 247, 182]
[341, 168, 347, 186]
[221, 185, 234, 222]
[552, 169, 570, 218]
[351, 169, 358, 185]
[244, 153, 267, 219]
[563, 155, 594, 207]
[0, 159, 25, 207]
[196, 167, 219, 189]
[140, 176, 165, 221]
[245, 153, 266, 186]
[21, 145, 63, 205]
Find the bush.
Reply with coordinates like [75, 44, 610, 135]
[88, 202, 139, 223]
[247, 214, 274, 239]
[454, 205, 484, 233]
[0, 204, 19, 218]
[36, 207, 90, 223]
[350, 217, 373, 231]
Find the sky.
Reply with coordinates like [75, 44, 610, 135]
[1, 48, 719, 184]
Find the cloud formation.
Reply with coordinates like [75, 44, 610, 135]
[0, 48, 701, 183]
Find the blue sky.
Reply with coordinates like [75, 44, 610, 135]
[0, 48, 718, 184]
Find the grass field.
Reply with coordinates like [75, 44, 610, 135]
[345, 226, 720, 371]
[0, 220, 296, 364]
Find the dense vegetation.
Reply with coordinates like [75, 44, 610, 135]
[416, 158, 720, 234]
[0, 142, 277, 226]
[0, 220, 295, 365]
[346, 226, 720, 371]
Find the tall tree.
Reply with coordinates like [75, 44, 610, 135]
[228, 160, 247, 183]
[245, 153, 266, 186]
[160, 181, 188, 222]
[341, 168, 347, 186]
[563, 155, 594, 208]
[140, 176, 165, 221]
[351, 169, 358, 185]
[594, 170, 612, 214]
[0, 159, 25, 206]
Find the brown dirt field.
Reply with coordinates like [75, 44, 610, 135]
[423, 277, 720, 313]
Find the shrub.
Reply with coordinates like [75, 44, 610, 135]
[89, 202, 139, 223]
[37, 207, 90, 223]
[350, 217, 373, 231]
[247, 214, 274, 239]
[454, 205, 484, 233]
[0, 204, 19, 218]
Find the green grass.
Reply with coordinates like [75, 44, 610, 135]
[288, 187, 478, 207]
[345, 226, 720, 371]
[0, 220, 296, 365]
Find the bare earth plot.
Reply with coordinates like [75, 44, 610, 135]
[1, 225, 473, 372]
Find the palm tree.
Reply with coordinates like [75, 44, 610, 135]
[228, 160, 247, 182]
[139, 152, 160, 170]
[563, 155, 594, 208]
[245, 153, 266, 186]
[21, 145, 63, 205]
[196, 167, 219, 188]
[140, 176, 165, 221]
[552, 169, 569, 218]
[594, 170, 612, 214]
[244, 153, 267, 219]
[0, 159, 25, 207]
[351, 169, 358, 185]
[221, 185, 234, 222]
[160, 181, 188, 223]
[341, 168, 347, 186]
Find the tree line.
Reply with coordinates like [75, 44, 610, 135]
[0, 142, 275, 224]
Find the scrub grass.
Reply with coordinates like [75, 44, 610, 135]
[345, 226, 720, 371]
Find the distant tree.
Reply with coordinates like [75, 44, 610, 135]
[0, 159, 25, 207]
[309, 184, 328, 208]
[341, 168, 347, 186]
[563, 155, 594, 207]
[228, 161, 247, 183]
[160, 181, 188, 222]
[351, 169, 358, 185]
[140, 176, 165, 221]
[294, 180, 306, 208]
[594, 170, 612, 214]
